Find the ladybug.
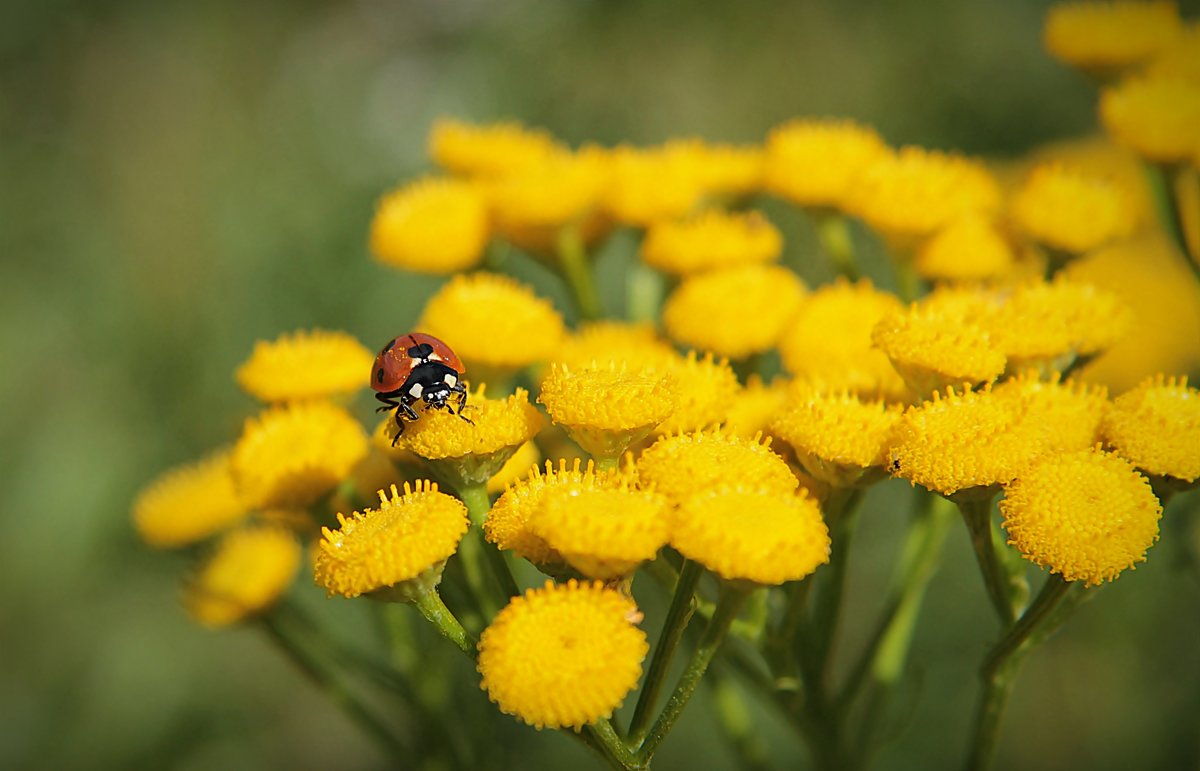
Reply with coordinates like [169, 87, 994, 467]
[372, 332, 472, 445]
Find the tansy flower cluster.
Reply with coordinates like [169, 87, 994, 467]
[132, 5, 1200, 769]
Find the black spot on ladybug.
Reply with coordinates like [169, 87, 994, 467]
[376, 367, 386, 383]
[407, 342, 434, 359]
[381, 339, 395, 353]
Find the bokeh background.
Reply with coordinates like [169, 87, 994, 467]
[3, 1, 1199, 769]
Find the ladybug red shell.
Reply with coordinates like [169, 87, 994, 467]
[371, 332, 472, 444]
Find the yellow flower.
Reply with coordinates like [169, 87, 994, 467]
[989, 278, 1133, 373]
[133, 450, 250, 548]
[550, 321, 679, 371]
[1001, 448, 1161, 585]
[532, 485, 671, 579]
[1099, 76, 1200, 163]
[871, 306, 1006, 395]
[672, 484, 830, 585]
[993, 372, 1110, 453]
[478, 580, 648, 730]
[487, 440, 542, 495]
[1044, 1, 1181, 72]
[429, 118, 563, 178]
[538, 362, 675, 460]
[723, 376, 791, 439]
[640, 209, 783, 276]
[314, 481, 469, 600]
[1063, 233, 1200, 392]
[369, 177, 489, 274]
[231, 402, 368, 509]
[777, 279, 909, 401]
[914, 215, 1017, 283]
[764, 118, 890, 209]
[654, 352, 741, 434]
[419, 272, 566, 372]
[663, 265, 806, 359]
[387, 385, 544, 485]
[637, 429, 798, 506]
[485, 459, 609, 566]
[664, 138, 764, 197]
[1102, 375, 1200, 481]
[771, 388, 903, 487]
[487, 148, 609, 239]
[602, 144, 706, 226]
[1021, 135, 1157, 230]
[846, 147, 1001, 242]
[234, 329, 374, 403]
[888, 385, 1048, 495]
[184, 526, 301, 626]
[1009, 163, 1136, 255]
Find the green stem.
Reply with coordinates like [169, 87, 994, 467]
[956, 492, 1016, 626]
[710, 667, 771, 771]
[629, 559, 703, 742]
[839, 492, 954, 710]
[637, 582, 751, 762]
[813, 211, 859, 280]
[412, 588, 477, 659]
[807, 488, 863, 681]
[627, 261, 666, 324]
[459, 482, 521, 602]
[556, 224, 603, 320]
[1146, 161, 1199, 279]
[589, 718, 645, 770]
[964, 575, 1075, 771]
[261, 610, 410, 761]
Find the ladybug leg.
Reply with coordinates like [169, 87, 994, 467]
[375, 390, 404, 413]
[452, 383, 474, 426]
[391, 401, 420, 446]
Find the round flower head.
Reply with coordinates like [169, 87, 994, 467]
[487, 440, 542, 495]
[664, 138, 764, 197]
[654, 352, 741, 434]
[663, 265, 806, 359]
[1062, 233, 1200, 392]
[369, 177, 489, 274]
[764, 118, 890, 209]
[603, 144, 709, 226]
[846, 146, 1001, 243]
[551, 321, 679, 372]
[888, 385, 1050, 495]
[418, 272, 565, 373]
[429, 118, 563, 178]
[388, 385, 544, 485]
[1009, 163, 1135, 255]
[640, 209, 783, 276]
[777, 279, 909, 402]
[989, 278, 1133, 373]
[1001, 448, 1161, 585]
[184, 526, 301, 627]
[871, 306, 1006, 395]
[532, 484, 671, 579]
[538, 362, 675, 460]
[1102, 375, 1200, 482]
[314, 481, 469, 600]
[231, 402, 368, 509]
[637, 429, 798, 506]
[771, 388, 903, 488]
[1044, 1, 1181, 73]
[133, 450, 250, 548]
[914, 215, 1017, 283]
[235, 329, 374, 404]
[478, 580, 648, 730]
[487, 148, 609, 236]
[485, 459, 611, 566]
[993, 372, 1110, 453]
[1100, 76, 1200, 163]
[672, 484, 830, 585]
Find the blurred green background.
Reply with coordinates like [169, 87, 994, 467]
[3, 0, 1198, 769]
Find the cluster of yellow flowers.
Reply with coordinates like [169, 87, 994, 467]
[132, 2, 1200, 768]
